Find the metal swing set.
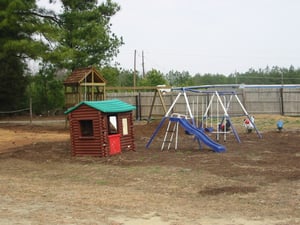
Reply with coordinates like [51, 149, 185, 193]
[146, 86, 262, 152]
[200, 89, 262, 143]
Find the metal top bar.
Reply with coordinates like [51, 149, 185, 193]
[171, 84, 300, 91]
[171, 87, 237, 95]
[240, 84, 300, 89]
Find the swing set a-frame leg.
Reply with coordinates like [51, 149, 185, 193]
[147, 89, 168, 124]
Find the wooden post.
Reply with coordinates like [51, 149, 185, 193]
[135, 93, 141, 121]
[133, 50, 137, 88]
[157, 89, 167, 114]
[142, 50, 145, 78]
[91, 69, 94, 101]
[29, 97, 32, 125]
[147, 90, 158, 123]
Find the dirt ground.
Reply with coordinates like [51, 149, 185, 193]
[0, 115, 299, 225]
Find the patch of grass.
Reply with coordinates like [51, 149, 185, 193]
[69, 175, 86, 182]
[70, 175, 84, 181]
[199, 186, 257, 196]
[96, 180, 108, 185]
[175, 151, 186, 155]
[244, 115, 300, 131]
[142, 166, 163, 174]
[178, 168, 192, 173]
[294, 120, 300, 124]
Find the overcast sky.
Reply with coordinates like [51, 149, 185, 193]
[39, 0, 300, 75]
[111, 0, 300, 75]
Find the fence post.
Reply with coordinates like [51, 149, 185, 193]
[280, 88, 284, 115]
[29, 97, 32, 125]
[135, 93, 141, 121]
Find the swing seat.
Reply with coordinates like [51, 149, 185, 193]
[185, 130, 193, 135]
[246, 128, 253, 133]
[213, 131, 231, 134]
[204, 127, 214, 132]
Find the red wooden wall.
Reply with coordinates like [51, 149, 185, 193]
[68, 105, 135, 157]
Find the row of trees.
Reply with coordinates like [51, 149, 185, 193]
[27, 64, 300, 114]
[102, 65, 300, 88]
[1, 0, 300, 114]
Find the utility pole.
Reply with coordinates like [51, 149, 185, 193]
[133, 49, 136, 88]
[142, 50, 145, 78]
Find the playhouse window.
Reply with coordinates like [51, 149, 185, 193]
[108, 115, 118, 134]
[80, 120, 94, 137]
[122, 118, 128, 135]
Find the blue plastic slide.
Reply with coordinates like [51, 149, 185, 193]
[174, 117, 226, 153]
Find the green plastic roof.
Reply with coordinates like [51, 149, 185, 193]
[64, 99, 136, 114]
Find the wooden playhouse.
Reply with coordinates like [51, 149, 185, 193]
[64, 67, 106, 109]
[65, 99, 136, 157]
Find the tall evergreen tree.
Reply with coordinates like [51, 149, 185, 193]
[0, 0, 50, 110]
[0, 0, 123, 111]
[47, 0, 123, 70]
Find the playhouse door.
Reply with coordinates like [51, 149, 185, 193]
[108, 134, 121, 155]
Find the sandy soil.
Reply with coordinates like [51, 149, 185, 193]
[0, 115, 299, 225]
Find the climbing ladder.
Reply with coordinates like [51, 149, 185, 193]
[161, 113, 191, 151]
[161, 120, 179, 150]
